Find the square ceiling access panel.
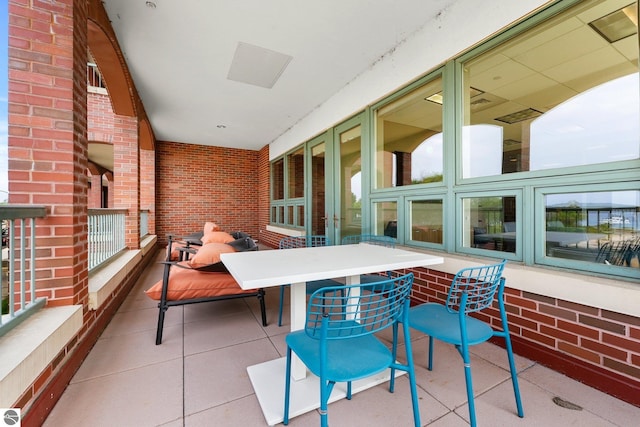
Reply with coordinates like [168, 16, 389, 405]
[227, 42, 293, 89]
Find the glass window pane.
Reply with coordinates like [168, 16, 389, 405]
[374, 201, 397, 238]
[462, 0, 639, 178]
[287, 206, 294, 225]
[287, 147, 304, 198]
[272, 158, 284, 200]
[277, 206, 284, 224]
[340, 125, 362, 237]
[297, 205, 305, 227]
[410, 199, 443, 244]
[545, 190, 639, 267]
[374, 78, 444, 188]
[462, 196, 516, 253]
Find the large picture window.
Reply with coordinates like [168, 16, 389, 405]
[270, 148, 306, 227]
[374, 77, 444, 188]
[544, 190, 640, 268]
[461, 195, 517, 254]
[461, 0, 639, 178]
[409, 199, 443, 244]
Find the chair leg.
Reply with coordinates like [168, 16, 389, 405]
[460, 343, 478, 427]
[278, 285, 286, 327]
[390, 322, 399, 392]
[498, 286, 524, 418]
[155, 303, 167, 345]
[283, 347, 292, 425]
[320, 379, 330, 427]
[403, 321, 421, 427]
[258, 289, 267, 327]
[504, 332, 525, 418]
[427, 335, 434, 371]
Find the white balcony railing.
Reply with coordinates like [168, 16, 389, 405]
[140, 210, 149, 239]
[88, 209, 127, 271]
[0, 205, 47, 336]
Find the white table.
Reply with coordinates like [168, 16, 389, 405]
[221, 243, 443, 426]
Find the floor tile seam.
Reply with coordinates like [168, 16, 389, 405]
[68, 354, 186, 385]
[182, 392, 258, 419]
[181, 309, 263, 327]
[424, 410, 467, 426]
[183, 335, 275, 359]
[415, 381, 458, 413]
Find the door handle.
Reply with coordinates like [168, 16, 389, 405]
[321, 213, 328, 228]
[333, 214, 339, 228]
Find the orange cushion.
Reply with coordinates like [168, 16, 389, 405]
[203, 221, 221, 234]
[145, 268, 255, 301]
[188, 242, 235, 267]
[201, 231, 235, 245]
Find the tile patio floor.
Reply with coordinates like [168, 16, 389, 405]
[43, 250, 640, 426]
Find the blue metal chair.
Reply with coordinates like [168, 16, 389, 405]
[283, 273, 420, 427]
[341, 234, 396, 284]
[277, 235, 340, 326]
[408, 260, 523, 427]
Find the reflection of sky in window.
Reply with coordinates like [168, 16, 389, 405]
[411, 133, 443, 181]
[531, 73, 639, 170]
[546, 190, 639, 207]
[462, 124, 503, 178]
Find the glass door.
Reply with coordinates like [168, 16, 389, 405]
[333, 116, 364, 242]
[308, 134, 331, 237]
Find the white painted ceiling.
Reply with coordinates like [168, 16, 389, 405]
[101, 0, 457, 150]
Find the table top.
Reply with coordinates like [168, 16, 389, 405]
[220, 243, 444, 290]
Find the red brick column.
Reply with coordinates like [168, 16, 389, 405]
[140, 148, 155, 235]
[113, 116, 140, 249]
[8, 0, 89, 307]
[104, 171, 114, 208]
[87, 163, 102, 208]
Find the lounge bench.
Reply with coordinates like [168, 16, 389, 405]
[147, 234, 267, 345]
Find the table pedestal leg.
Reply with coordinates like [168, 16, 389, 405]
[290, 281, 307, 380]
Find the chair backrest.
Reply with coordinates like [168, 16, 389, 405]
[279, 235, 330, 249]
[304, 273, 413, 340]
[596, 240, 632, 266]
[341, 234, 396, 247]
[446, 260, 506, 314]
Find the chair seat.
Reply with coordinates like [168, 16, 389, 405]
[286, 326, 393, 383]
[359, 273, 388, 284]
[307, 278, 342, 292]
[409, 303, 493, 346]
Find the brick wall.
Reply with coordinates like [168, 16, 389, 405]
[410, 268, 640, 406]
[257, 145, 282, 248]
[8, 0, 89, 307]
[141, 148, 155, 235]
[156, 141, 260, 244]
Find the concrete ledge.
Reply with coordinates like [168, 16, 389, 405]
[402, 246, 640, 318]
[88, 235, 157, 310]
[265, 225, 304, 237]
[0, 305, 82, 407]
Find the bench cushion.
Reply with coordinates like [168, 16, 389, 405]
[145, 267, 255, 301]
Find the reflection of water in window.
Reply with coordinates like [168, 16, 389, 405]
[530, 73, 639, 170]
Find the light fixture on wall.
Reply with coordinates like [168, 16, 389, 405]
[589, 3, 638, 43]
